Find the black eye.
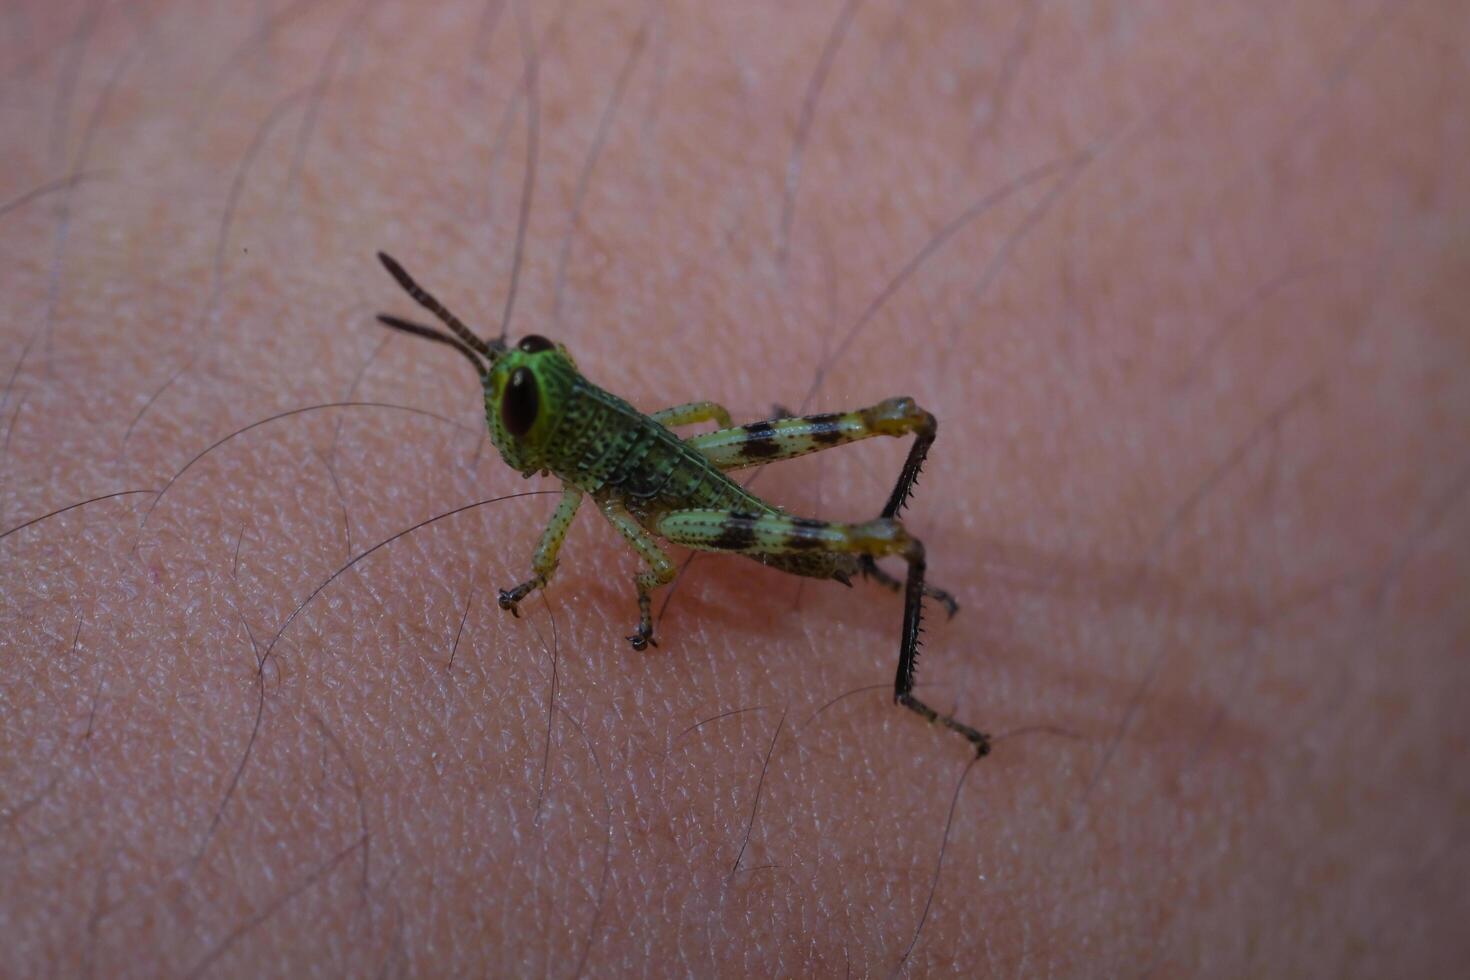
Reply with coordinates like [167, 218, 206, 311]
[501, 367, 539, 437]
[518, 334, 554, 353]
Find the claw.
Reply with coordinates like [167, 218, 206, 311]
[931, 589, 960, 619]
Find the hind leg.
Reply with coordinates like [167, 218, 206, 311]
[684, 396, 958, 610]
[857, 555, 959, 617]
[684, 396, 936, 518]
[656, 509, 989, 756]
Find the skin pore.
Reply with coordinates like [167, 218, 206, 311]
[3, 0, 1467, 975]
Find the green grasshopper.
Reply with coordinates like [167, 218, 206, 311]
[375, 252, 988, 756]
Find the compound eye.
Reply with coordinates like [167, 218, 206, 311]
[518, 334, 554, 353]
[501, 366, 539, 437]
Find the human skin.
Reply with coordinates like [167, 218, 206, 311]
[3, 0, 1468, 975]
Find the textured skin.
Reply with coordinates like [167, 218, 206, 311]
[3, 1, 1464, 975]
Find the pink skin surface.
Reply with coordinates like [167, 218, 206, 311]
[2, 1, 1468, 975]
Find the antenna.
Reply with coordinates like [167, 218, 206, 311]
[374, 314, 487, 375]
[376, 252, 503, 358]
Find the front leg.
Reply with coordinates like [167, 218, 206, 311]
[497, 486, 583, 616]
[598, 498, 677, 650]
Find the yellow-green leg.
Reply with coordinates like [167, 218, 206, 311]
[599, 498, 677, 650]
[686, 395, 930, 475]
[655, 509, 988, 756]
[683, 396, 957, 613]
[498, 487, 583, 616]
[650, 400, 733, 429]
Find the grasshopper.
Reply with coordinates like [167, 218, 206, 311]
[375, 252, 988, 756]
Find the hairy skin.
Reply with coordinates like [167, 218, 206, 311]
[2, 1, 1467, 975]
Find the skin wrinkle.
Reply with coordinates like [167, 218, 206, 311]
[307, 710, 375, 913]
[328, 331, 394, 460]
[136, 401, 475, 535]
[967, 0, 1038, 150]
[895, 753, 982, 976]
[775, 0, 863, 273]
[553, 701, 614, 980]
[446, 579, 475, 671]
[528, 591, 560, 819]
[475, 0, 575, 327]
[0, 170, 105, 222]
[496, 0, 542, 342]
[0, 2, 97, 421]
[122, 87, 315, 452]
[1073, 233, 1408, 832]
[0, 488, 155, 545]
[1076, 375, 1327, 807]
[2, 0, 1468, 976]
[728, 708, 785, 879]
[285, 0, 379, 206]
[312, 445, 354, 558]
[550, 0, 656, 326]
[185, 613, 269, 869]
[34, 0, 146, 389]
[187, 0, 333, 134]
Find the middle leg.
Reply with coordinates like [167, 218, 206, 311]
[598, 498, 677, 650]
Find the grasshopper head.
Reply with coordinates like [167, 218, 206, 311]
[483, 334, 578, 475]
[373, 251, 584, 478]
